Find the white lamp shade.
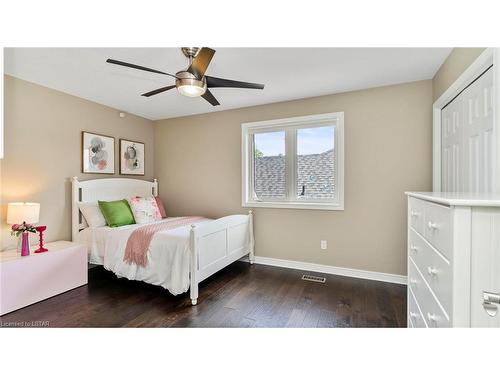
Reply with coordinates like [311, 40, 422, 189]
[7, 202, 40, 224]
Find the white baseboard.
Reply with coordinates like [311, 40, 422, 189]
[241, 256, 407, 285]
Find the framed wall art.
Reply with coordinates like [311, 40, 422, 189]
[82, 131, 115, 174]
[120, 139, 145, 176]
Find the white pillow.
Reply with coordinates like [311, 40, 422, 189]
[78, 202, 107, 227]
[127, 196, 162, 224]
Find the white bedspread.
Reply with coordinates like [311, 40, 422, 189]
[77, 218, 211, 295]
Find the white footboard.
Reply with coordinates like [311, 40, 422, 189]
[189, 211, 254, 305]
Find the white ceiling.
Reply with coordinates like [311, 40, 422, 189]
[4, 48, 451, 120]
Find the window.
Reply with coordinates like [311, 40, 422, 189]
[253, 131, 286, 200]
[242, 112, 344, 210]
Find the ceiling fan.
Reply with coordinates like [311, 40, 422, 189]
[106, 47, 265, 106]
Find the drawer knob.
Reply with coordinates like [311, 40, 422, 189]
[427, 312, 439, 322]
[409, 312, 419, 319]
[410, 211, 420, 217]
[427, 266, 438, 276]
[427, 221, 439, 230]
[410, 278, 418, 286]
[410, 245, 419, 253]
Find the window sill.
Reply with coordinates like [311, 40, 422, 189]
[242, 201, 344, 211]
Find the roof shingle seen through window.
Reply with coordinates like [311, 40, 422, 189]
[254, 149, 334, 199]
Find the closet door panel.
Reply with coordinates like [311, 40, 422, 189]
[441, 67, 494, 193]
[441, 99, 463, 192]
[462, 68, 494, 193]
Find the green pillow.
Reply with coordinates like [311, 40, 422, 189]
[98, 199, 135, 227]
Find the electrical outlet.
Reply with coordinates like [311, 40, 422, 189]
[320, 240, 327, 250]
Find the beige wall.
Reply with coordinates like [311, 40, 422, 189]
[154, 80, 433, 276]
[432, 48, 486, 101]
[1, 75, 155, 250]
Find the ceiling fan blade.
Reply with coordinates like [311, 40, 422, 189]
[205, 76, 264, 90]
[187, 48, 216, 79]
[106, 59, 177, 79]
[141, 85, 176, 97]
[201, 89, 220, 106]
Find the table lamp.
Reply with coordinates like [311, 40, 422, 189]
[7, 202, 40, 255]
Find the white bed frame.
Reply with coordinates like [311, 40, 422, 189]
[71, 177, 254, 305]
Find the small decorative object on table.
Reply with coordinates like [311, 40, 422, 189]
[35, 226, 48, 253]
[10, 223, 37, 256]
[7, 202, 41, 257]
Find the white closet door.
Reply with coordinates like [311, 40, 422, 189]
[441, 67, 494, 192]
[471, 208, 500, 327]
[442, 97, 463, 191]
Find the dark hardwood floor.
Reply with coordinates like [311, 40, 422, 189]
[0, 262, 407, 328]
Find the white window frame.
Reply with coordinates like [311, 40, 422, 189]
[241, 112, 344, 210]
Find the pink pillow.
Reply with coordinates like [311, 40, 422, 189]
[155, 196, 167, 218]
[127, 197, 162, 224]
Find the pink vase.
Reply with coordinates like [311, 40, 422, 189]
[21, 232, 30, 256]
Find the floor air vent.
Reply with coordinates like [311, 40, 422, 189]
[302, 275, 326, 283]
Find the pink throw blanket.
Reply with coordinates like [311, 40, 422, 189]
[123, 217, 206, 267]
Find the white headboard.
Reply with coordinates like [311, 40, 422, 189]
[71, 177, 158, 241]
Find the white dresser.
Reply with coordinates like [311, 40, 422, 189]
[406, 192, 500, 328]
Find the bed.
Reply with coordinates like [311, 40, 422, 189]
[71, 177, 254, 305]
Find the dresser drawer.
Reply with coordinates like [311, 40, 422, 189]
[408, 197, 425, 235]
[408, 288, 427, 328]
[423, 200, 452, 259]
[409, 228, 452, 315]
[408, 259, 450, 328]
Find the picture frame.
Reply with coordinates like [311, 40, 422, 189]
[81, 131, 115, 174]
[119, 139, 145, 176]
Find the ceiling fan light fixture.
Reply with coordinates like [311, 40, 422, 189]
[106, 47, 264, 106]
[175, 72, 207, 97]
[177, 82, 206, 97]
